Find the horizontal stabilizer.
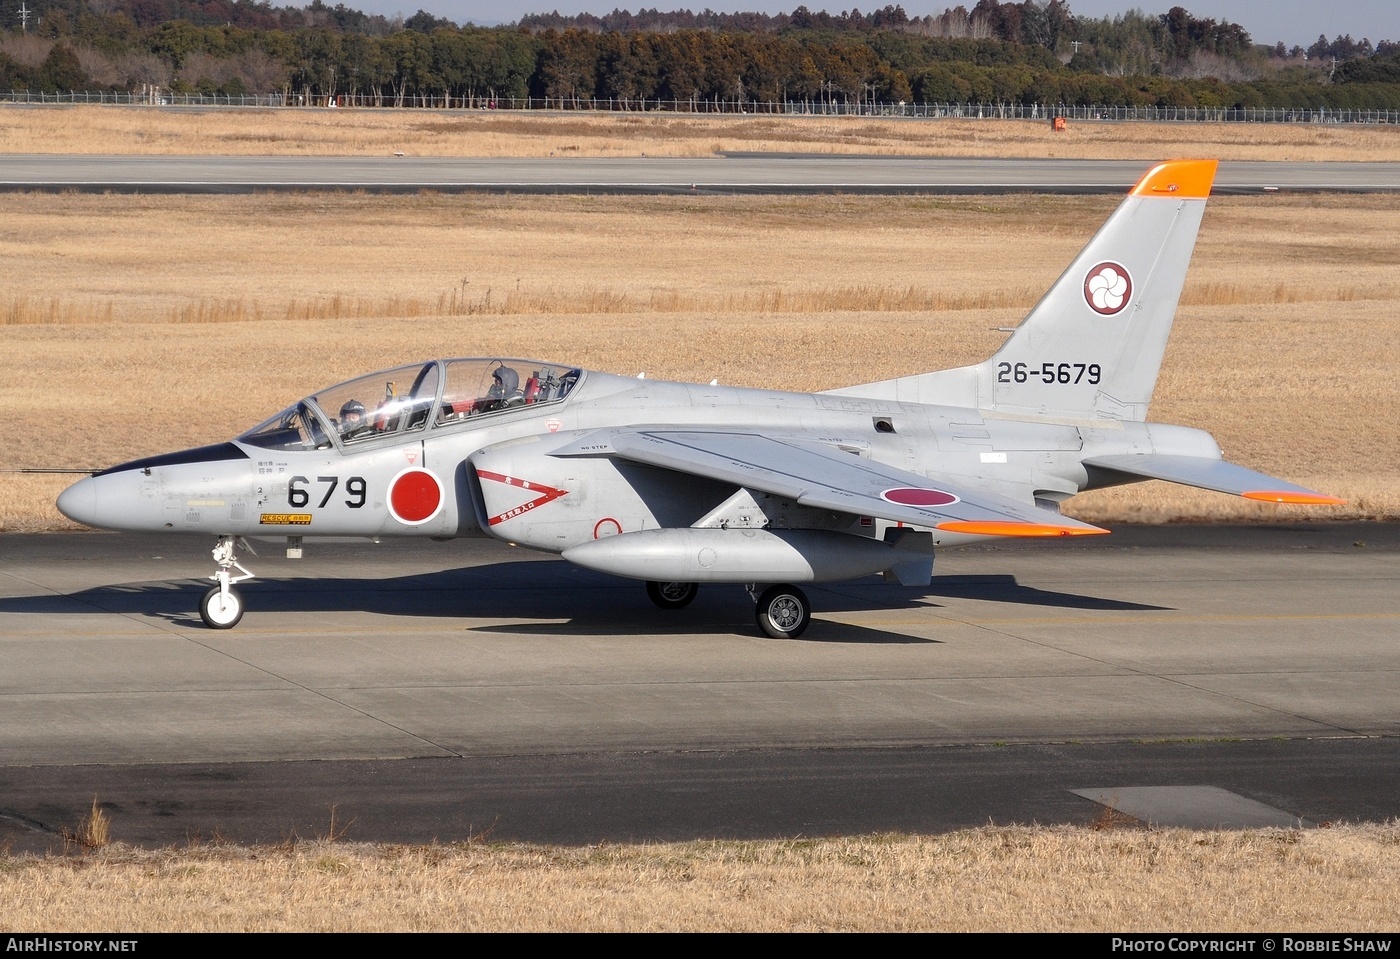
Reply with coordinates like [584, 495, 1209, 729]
[1083, 454, 1344, 505]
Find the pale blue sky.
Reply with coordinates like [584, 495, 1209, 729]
[332, 1, 1398, 48]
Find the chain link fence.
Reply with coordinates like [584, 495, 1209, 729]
[3, 89, 1396, 124]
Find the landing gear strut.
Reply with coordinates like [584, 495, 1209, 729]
[752, 583, 811, 639]
[646, 580, 699, 609]
[201, 535, 254, 629]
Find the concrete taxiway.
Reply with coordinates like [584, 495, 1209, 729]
[2, 155, 1398, 194]
[1, 523, 1397, 849]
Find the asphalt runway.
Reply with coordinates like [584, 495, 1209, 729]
[2, 523, 1397, 851]
[2, 155, 1398, 194]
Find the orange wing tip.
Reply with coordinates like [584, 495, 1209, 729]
[1242, 490, 1347, 506]
[1129, 159, 1218, 199]
[937, 521, 1109, 538]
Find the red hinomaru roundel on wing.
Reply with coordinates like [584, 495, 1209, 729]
[1083, 261, 1132, 315]
[880, 487, 960, 507]
[387, 467, 445, 525]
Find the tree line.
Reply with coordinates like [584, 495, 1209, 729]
[3, 0, 1400, 111]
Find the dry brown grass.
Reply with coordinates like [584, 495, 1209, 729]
[2, 826, 1397, 931]
[59, 798, 111, 852]
[2, 296, 113, 324]
[4, 106, 1400, 160]
[3, 189, 1398, 530]
[44, 284, 1023, 325]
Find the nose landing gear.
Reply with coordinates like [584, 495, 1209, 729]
[201, 535, 255, 629]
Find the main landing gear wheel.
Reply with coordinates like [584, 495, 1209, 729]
[754, 584, 811, 639]
[200, 585, 244, 629]
[646, 581, 699, 610]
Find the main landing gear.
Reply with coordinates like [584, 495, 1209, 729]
[645, 580, 699, 609]
[752, 584, 811, 639]
[200, 535, 255, 629]
[646, 580, 812, 639]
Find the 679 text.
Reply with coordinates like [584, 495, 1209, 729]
[288, 475, 367, 509]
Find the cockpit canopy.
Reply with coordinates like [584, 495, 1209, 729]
[238, 358, 581, 452]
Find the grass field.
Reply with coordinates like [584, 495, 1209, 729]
[4, 105, 1400, 160]
[4, 825, 1399, 932]
[3, 108, 1399, 930]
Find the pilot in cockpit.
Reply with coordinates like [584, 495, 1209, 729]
[338, 399, 368, 440]
[483, 366, 525, 412]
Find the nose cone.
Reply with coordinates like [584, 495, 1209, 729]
[56, 470, 158, 531]
[56, 476, 100, 527]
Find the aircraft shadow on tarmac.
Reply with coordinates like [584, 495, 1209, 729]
[920, 574, 1169, 611]
[1, 559, 1170, 642]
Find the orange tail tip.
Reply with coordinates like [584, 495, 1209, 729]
[1242, 490, 1347, 506]
[937, 521, 1109, 538]
[1129, 159, 1218, 199]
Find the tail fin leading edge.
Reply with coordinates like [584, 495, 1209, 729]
[828, 159, 1218, 422]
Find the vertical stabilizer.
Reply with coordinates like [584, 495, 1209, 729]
[826, 160, 1217, 421]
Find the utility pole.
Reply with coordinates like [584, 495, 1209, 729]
[18, 1, 30, 32]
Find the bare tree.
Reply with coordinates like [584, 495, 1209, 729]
[74, 44, 123, 87]
[231, 48, 288, 93]
[1173, 50, 1259, 82]
[0, 33, 52, 68]
[177, 52, 237, 91]
[116, 51, 170, 90]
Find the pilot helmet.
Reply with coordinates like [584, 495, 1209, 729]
[493, 367, 519, 393]
[340, 399, 366, 422]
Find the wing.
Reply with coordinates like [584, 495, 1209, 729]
[550, 428, 1106, 537]
[1082, 454, 1344, 505]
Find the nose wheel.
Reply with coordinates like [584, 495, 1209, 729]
[202, 535, 254, 629]
[753, 584, 811, 639]
[200, 585, 244, 629]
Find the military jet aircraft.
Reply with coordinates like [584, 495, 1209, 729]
[57, 159, 1341, 636]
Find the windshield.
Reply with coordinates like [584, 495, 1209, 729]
[238, 358, 581, 451]
[238, 401, 332, 452]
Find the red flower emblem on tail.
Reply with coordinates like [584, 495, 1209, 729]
[1084, 262, 1132, 315]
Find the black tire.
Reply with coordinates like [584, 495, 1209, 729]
[755, 584, 810, 639]
[646, 581, 698, 609]
[200, 585, 244, 629]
